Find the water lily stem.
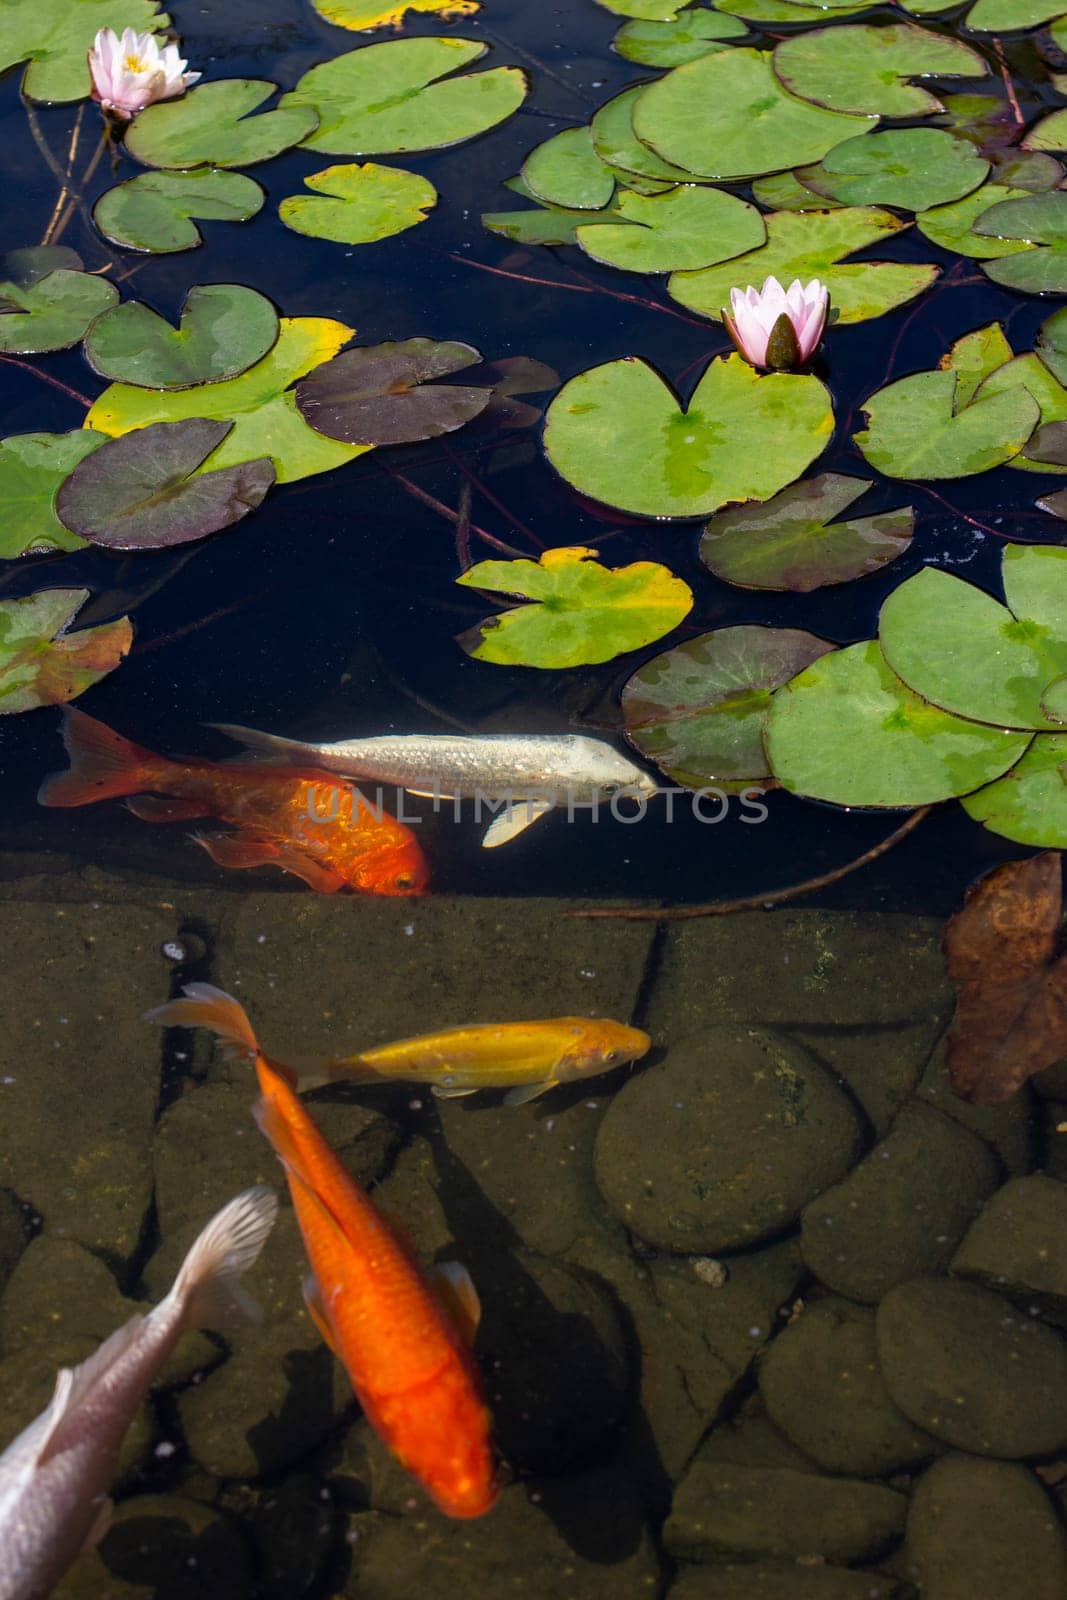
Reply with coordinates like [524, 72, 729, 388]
[46, 129, 110, 248]
[387, 468, 527, 557]
[441, 251, 711, 331]
[0, 354, 93, 409]
[566, 805, 932, 921]
[993, 38, 1025, 127]
[40, 103, 84, 246]
[439, 439, 546, 550]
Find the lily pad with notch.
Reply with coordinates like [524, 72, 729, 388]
[961, 735, 1067, 846]
[0, 251, 117, 355]
[939, 320, 1013, 407]
[279, 163, 437, 244]
[0, 589, 132, 715]
[56, 418, 275, 550]
[310, 0, 480, 26]
[699, 473, 914, 592]
[295, 338, 492, 447]
[973, 352, 1067, 473]
[83, 284, 279, 390]
[591, 88, 696, 185]
[854, 367, 1040, 478]
[917, 184, 1032, 258]
[613, 9, 747, 67]
[0, 0, 168, 102]
[773, 23, 986, 119]
[621, 624, 834, 790]
[576, 184, 765, 274]
[456, 545, 693, 669]
[521, 128, 616, 211]
[974, 192, 1067, 293]
[482, 191, 622, 247]
[0, 431, 106, 558]
[93, 169, 265, 254]
[125, 80, 318, 170]
[797, 128, 989, 211]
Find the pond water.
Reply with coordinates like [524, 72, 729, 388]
[1, 0, 1066, 1596]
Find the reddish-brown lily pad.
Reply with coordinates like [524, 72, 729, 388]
[295, 337, 493, 446]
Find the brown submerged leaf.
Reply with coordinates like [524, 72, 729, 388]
[945, 851, 1067, 1104]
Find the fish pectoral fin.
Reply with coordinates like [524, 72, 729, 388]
[302, 1274, 340, 1357]
[81, 1495, 114, 1553]
[431, 1083, 480, 1099]
[126, 794, 208, 823]
[194, 833, 346, 894]
[404, 787, 457, 800]
[502, 1080, 557, 1107]
[430, 1260, 482, 1346]
[481, 800, 554, 850]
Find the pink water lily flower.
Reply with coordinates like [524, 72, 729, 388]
[722, 276, 829, 371]
[88, 27, 200, 121]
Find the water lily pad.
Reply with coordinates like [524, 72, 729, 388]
[700, 473, 914, 592]
[633, 47, 875, 181]
[717, 0, 870, 19]
[798, 128, 989, 210]
[0, 0, 167, 102]
[1024, 109, 1067, 154]
[543, 352, 833, 520]
[879, 563, 1067, 731]
[93, 169, 265, 254]
[125, 80, 318, 170]
[0, 431, 106, 558]
[310, 0, 479, 26]
[961, 734, 1067, 846]
[456, 545, 693, 668]
[940, 320, 1013, 406]
[595, 0, 690, 16]
[766, 638, 1032, 806]
[750, 170, 844, 210]
[917, 184, 1032, 258]
[521, 128, 616, 211]
[591, 88, 695, 184]
[279, 162, 436, 244]
[1038, 307, 1067, 385]
[974, 352, 1067, 472]
[991, 150, 1065, 190]
[966, 0, 1064, 28]
[85, 316, 364, 484]
[613, 9, 746, 67]
[0, 262, 117, 355]
[83, 284, 279, 390]
[282, 37, 527, 156]
[975, 193, 1067, 293]
[296, 339, 491, 446]
[854, 368, 1040, 477]
[774, 24, 986, 119]
[56, 418, 275, 550]
[576, 184, 765, 273]
[1002, 542, 1067, 634]
[621, 624, 833, 789]
[0, 589, 132, 715]
[670, 207, 937, 325]
[482, 196, 620, 247]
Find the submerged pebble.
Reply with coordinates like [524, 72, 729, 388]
[906, 1454, 1067, 1600]
[951, 1173, 1067, 1327]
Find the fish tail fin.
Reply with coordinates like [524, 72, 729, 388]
[170, 1185, 278, 1332]
[290, 1054, 383, 1092]
[147, 983, 300, 1086]
[38, 708, 163, 808]
[208, 722, 306, 763]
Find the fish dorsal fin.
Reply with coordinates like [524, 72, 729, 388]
[32, 1317, 146, 1468]
[0, 1366, 77, 1495]
[430, 1261, 482, 1346]
[302, 1274, 340, 1357]
[481, 800, 554, 850]
[81, 1495, 114, 1553]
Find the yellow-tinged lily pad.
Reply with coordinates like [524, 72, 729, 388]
[310, 0, 478, 28]
[0, 588, 132, 715]
[456, 545, 693, 668]
[279, 163, 437, 244]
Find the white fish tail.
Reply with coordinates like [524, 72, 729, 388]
[167, 1186, 278, 1333]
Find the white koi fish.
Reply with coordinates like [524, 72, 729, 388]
[0, 1186, 277, 1600]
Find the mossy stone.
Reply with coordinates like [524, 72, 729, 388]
[1032, 1057, 1067, 1100]
[0, 1189, 28, 1296]
[952, 1174, 1067, 1327]
[669, 1563, 904, 1598]
[877, 1277, 1067, 1457]
[800, 1103, 1000, 1303]
[914, 1036, 1032, 1176]
[594, 1026, 863, 1252]
[906, 1454, 1067, 1599]
[791, 1019, 942, 1138]
[1043, 1104, 1067, 1181]
[664, 1463, 907, 1564]
[759, 1297, 941, 1476]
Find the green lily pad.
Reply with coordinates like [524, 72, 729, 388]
[279, 163, 436, 244]
[966, 0, 1065, 28]
[482, 196, 621, 247]
[633, 47, 875, 181]
[853, 368, 1040, 478]
[773, 24, 986, 119]
[700, 473, 914, 592]
[521, 128, 616, 211]
[670, 207, 937, 325]
[1038, 307, 1067, 385]
[613, 9, 746, 67]
[766, 638, 1032, 806]
[0, 431, 106, 558]
[879, 563, 1067, 732]
[1043, 676, 1067, 723]
[990, 150, 1065, 191]
[85, 316, 366, 485]
[456, 545, 693, 668]
[0, 258, 117, 355]
[591, 88, 696, 184]
[621, 624, 834, 790]
[594, 0, 689, 16]
[940, 320, 1013, 406]
[716, 0, 871, 19]
[83, 284, 279, 390]
[917, 184, 1033, 258]
[576, 184, 765, 274]
[1002, 543, 1067, 634]
[296, 339, 491, 447]
[282, 37, 527, 156]
[974, 352, 1067, 472]
[1023, 109, 1067, 154]
[55, 418, 275, 550]
[125, 80, 318, 170]
[0, 0, 167, 102]
[797, 128, 989, 211]
[0, 589, 132, 715]
[750, 170, 844, 211]
[543, 352, 833, 520]
[310, 0, 483, 25]
[961, 734, 1067, 847]
[975, 193, 1067, 293]
[93, 169, 266, 254]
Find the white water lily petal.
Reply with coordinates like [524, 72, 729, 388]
[89, 27, 199, 120]
[722, 273, 829, 369]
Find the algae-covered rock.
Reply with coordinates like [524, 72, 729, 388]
[951, 1174, 1067, 1327]
[594, 1027, 863, 1252]
[697, 1397, 817, 1472]
[250, 1474, 337, 1600]
[791, 1019, 942, 1139]
[759, 1297, 941, 1476]
[1032, 1057, 1067, 1101]
[0, 1189, 28, 1296]
[906, 1453, 1067, 1599]
[52, 1494, 254, 1600]
[800, 1103, 1000, 1303]
[669, 1562, 904, 1598]
[877, 1277, 1067, 1457]
[1043, 1104, 1067, 1182]
[914, 1036, 1032, 1176]
[342, 1466, 662, 1598]
[664, 1461, 906, 1564]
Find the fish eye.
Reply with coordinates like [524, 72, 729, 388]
[605, 1049, 621, 1064]
[394, 872, 415, 890]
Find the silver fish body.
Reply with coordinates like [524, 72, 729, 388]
[0, 1187, 277, 1600]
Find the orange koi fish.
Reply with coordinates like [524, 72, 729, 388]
[39, 709, 428, 897]
[149, 985, 498, 1520]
